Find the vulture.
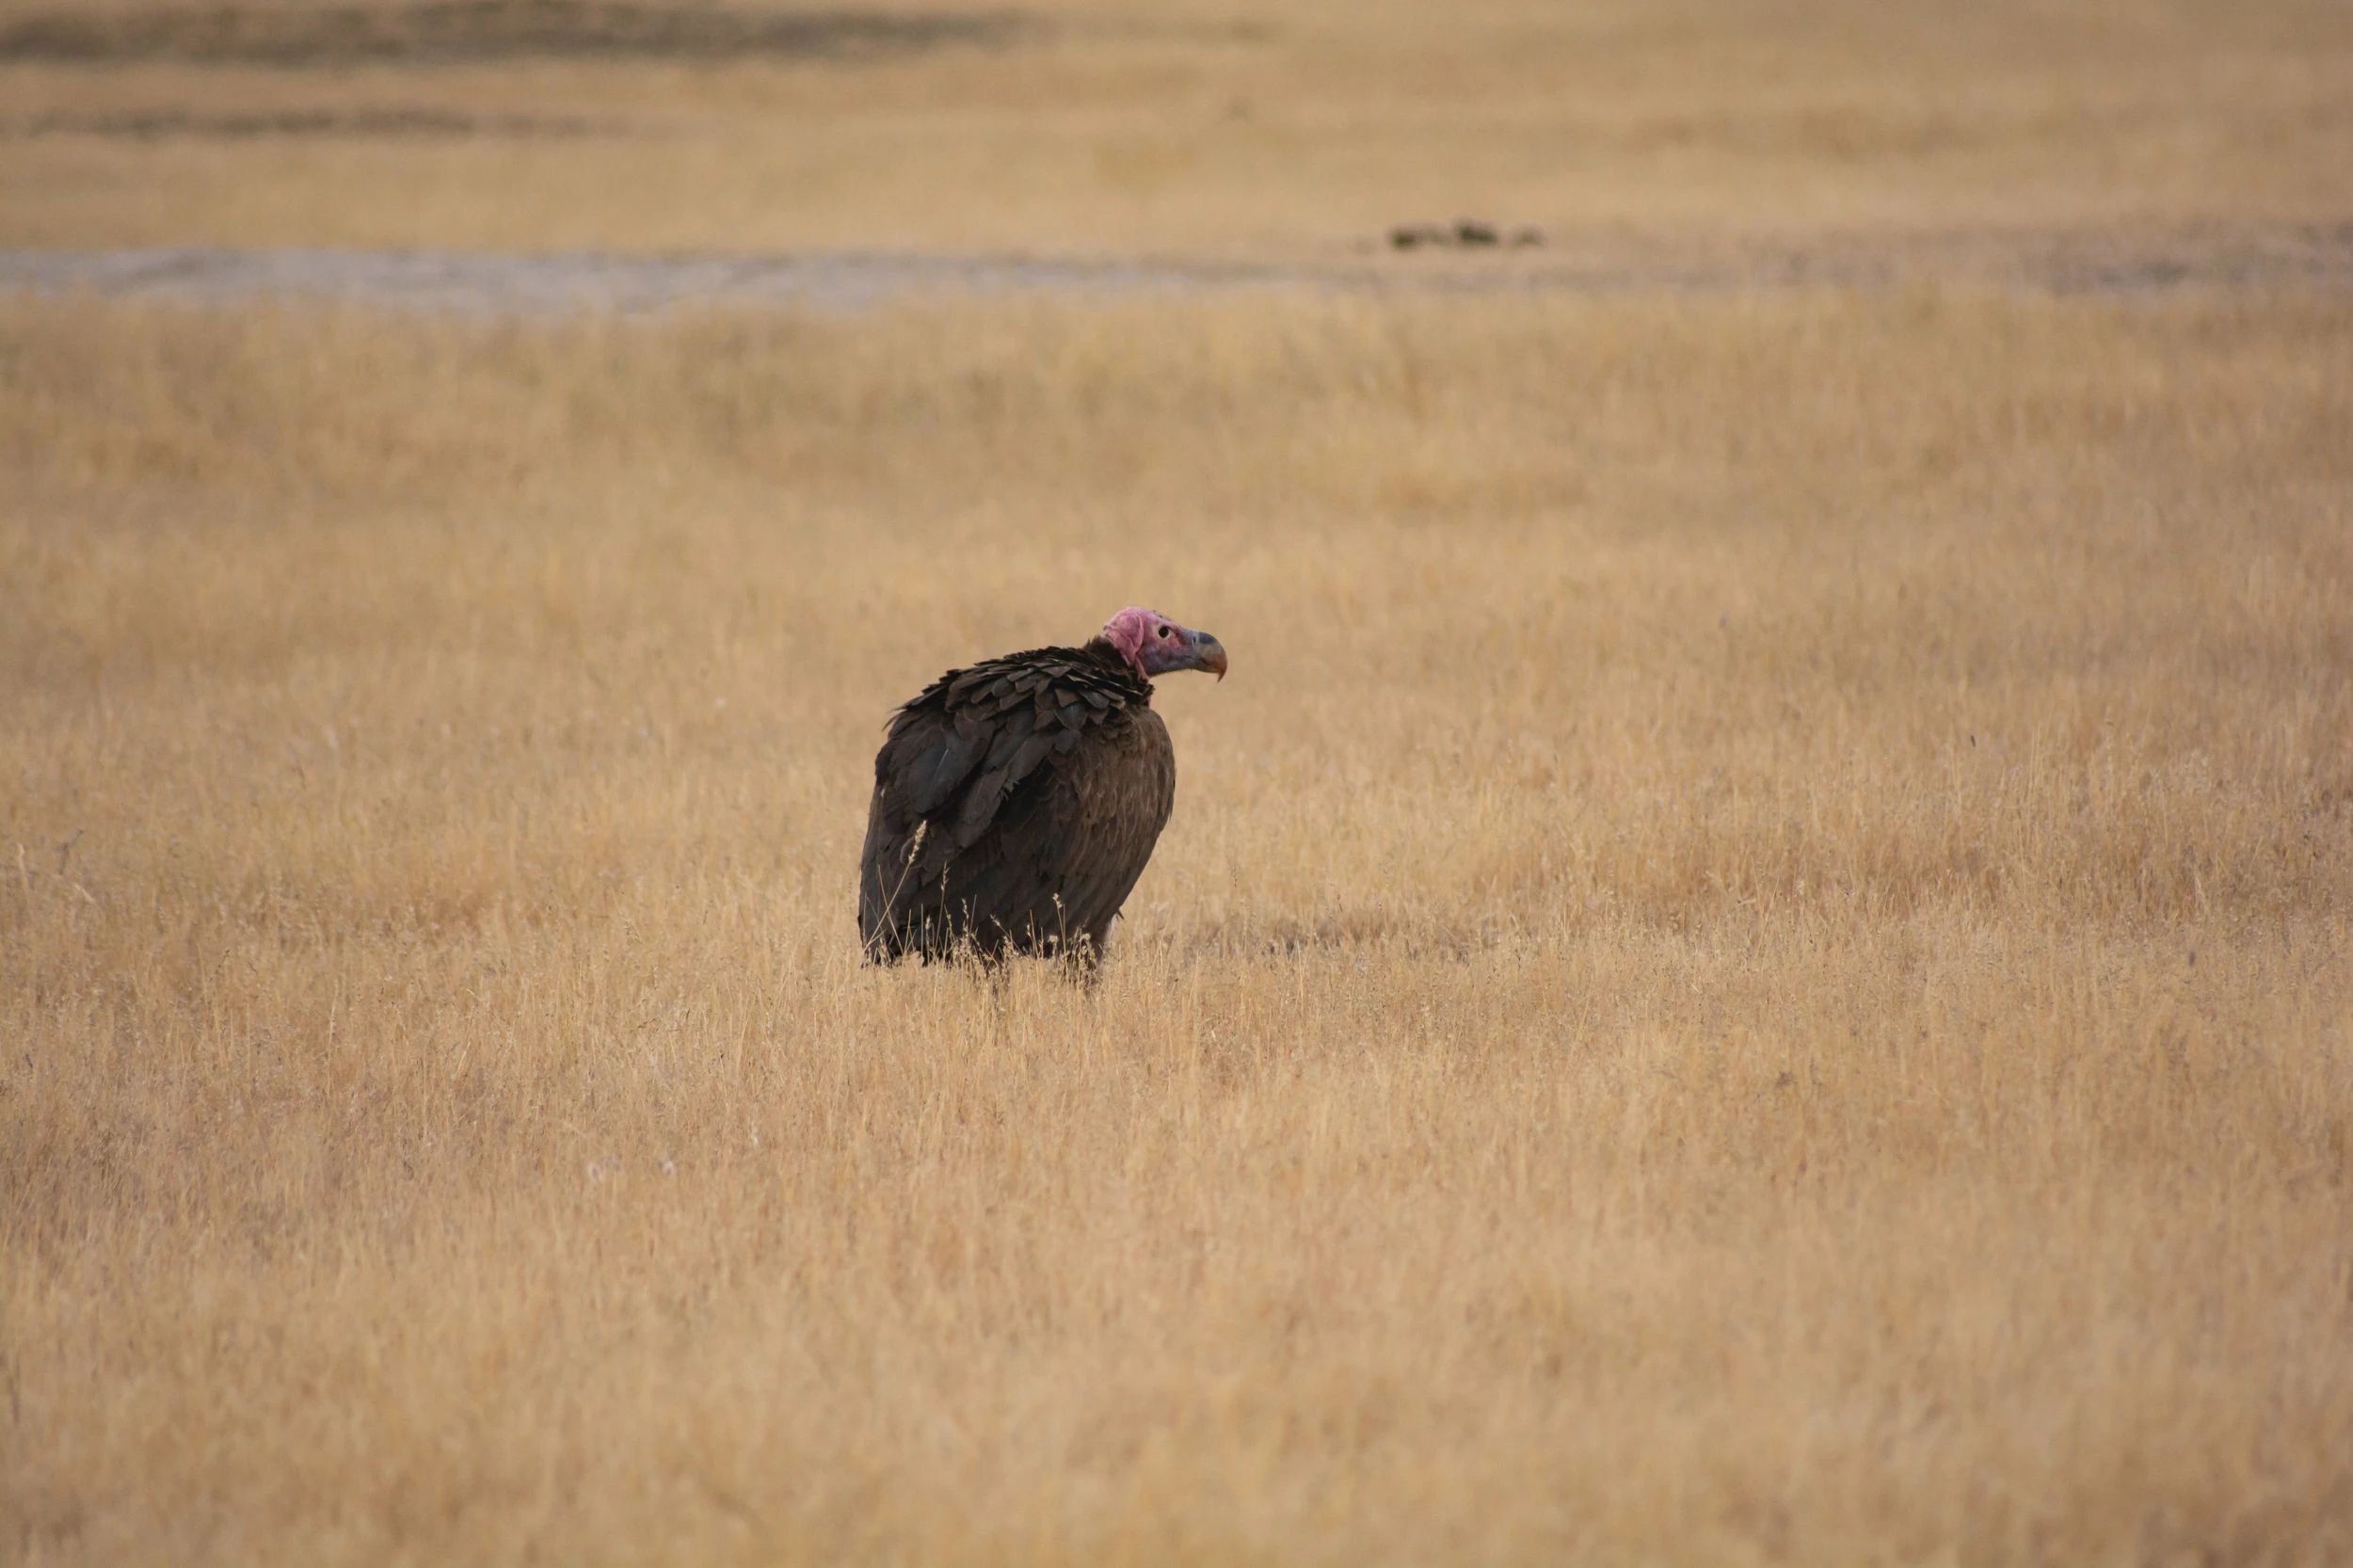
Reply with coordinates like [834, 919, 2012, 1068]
[858, 606, 1228, 965]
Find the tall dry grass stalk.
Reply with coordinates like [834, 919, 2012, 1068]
[4, 289, 2352, 1564]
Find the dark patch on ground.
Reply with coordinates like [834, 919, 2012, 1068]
[0, 2, 1032, 66]
[1390, 220, 1545, 251]
[4, 107, 618, 138]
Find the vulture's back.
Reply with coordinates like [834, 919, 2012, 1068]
[858, 641, 1174, 963]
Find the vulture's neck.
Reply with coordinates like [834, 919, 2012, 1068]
[1082, 635, 1150, 687]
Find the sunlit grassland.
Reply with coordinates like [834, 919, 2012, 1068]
[3, 289, 2351, 1564]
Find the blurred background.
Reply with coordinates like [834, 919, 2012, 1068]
[4, 0, 2348, 273]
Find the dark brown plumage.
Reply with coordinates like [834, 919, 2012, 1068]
[858, 609, 1225, 965]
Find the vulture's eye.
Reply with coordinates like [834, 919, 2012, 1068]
[1158, 625, 1175, 639]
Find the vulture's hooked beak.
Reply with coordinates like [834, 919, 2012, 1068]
[1193, 631, 1228, 681]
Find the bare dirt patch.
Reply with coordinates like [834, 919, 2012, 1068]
[4, 224, 2348, 314]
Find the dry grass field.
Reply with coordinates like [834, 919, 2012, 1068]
[6, 286, 2351, 1565]
[6, 0, 2353, 1562]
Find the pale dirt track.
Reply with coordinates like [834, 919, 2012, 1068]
[6, 223, 2351, 312]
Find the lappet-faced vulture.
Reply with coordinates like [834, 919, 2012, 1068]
[858, 607, 1227, 965]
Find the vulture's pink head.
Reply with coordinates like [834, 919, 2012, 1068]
[1101, 606, 1227, 682]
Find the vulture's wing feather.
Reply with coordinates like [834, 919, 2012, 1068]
[921, 705, 1175, 954]
[1030, 705, 1176, 946]
[907, 711, 988, 814]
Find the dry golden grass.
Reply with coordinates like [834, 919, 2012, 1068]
[4, 285, 2351, 1563]
[4, 0, 2351, 256]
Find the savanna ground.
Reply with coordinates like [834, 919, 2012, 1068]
[6, 3, 2353, 1565]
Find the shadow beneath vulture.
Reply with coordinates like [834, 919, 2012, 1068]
[1176, 911, 1508, 963]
